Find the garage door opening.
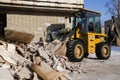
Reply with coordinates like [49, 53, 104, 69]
[0, 14, 6, 39]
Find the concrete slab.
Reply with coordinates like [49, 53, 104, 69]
[0, 68, 14, 80]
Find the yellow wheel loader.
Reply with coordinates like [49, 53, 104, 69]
[49, 8, 120, 62]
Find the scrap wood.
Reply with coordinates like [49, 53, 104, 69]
[5, 29, 34, 44]
[31, 61, 67, 80]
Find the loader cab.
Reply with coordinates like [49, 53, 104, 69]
[73, 10, 101, 33]
[87, 11, 101, 33]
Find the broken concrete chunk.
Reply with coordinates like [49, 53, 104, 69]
[0, 46, 17, 65]
[0, 56, 6, 63]
[33, 72, 39, 80]
[37, 48, 50, 61]
[16, 67, 32, 80]
[10, 52, 31, 65]
[0, 63, 10, 69]
[0, 41, 7, 48]
[55, 63, 66, 72]
[0, 39, 80, 80]
[6, 43, 16, 54]
[16, 46, 25, 55]
[16, 45, 29, 59]
[0, 68, 14, 80]
[27, 43, 39, 53]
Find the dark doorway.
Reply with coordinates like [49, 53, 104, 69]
[0, 14, 6, 38]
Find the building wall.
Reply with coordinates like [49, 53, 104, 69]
[0, 0, 84, 43]
[7, 12, 70, 42]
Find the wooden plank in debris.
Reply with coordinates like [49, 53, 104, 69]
[5, 29, 34, 44]
[31, 61, 66, 80]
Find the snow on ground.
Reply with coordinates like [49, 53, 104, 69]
[74, 46, 120, 80]
[111, 46, 120, 55]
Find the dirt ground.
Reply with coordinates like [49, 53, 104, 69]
[72, 47, 120, 80]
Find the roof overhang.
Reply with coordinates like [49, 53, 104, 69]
[0, 0, 84, 14]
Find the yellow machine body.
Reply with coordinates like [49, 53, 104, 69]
[65, 9, 111, 61]
[71, 28, 107, 54]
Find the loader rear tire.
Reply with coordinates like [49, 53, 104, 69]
[66, 40, 84, 62]
[96, 42, 111, 59]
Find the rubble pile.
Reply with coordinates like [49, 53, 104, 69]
[0, 40, 81, 80]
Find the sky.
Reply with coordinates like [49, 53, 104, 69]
[84, 0, 111, 25]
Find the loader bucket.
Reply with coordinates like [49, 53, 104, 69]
[105, 19, 120, 46]
[53, 41, 67, 56]
[113, 22, 120, 46]
[114, 37, 120, 46]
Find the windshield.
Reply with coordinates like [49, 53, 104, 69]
[72, 10, 101, 33]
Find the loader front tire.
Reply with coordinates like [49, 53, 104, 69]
[66, 40, 84, 62]
[84, 53, 89, 58]
[96, 42, 111, 59]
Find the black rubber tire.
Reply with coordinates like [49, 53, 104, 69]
[84, 53, 89, 58]
[96, 42, 111, 59]
[66, 40, 84, 62]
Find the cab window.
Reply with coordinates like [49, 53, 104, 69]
[87, 12, 101, 33]
[94, 16, 101, 33]
[88, 16, 94, 32]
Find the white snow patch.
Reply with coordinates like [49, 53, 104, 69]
[111, 46, 120, 56]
